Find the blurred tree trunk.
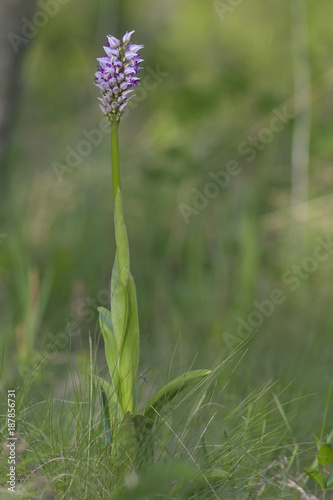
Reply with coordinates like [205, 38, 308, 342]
[0, 0, 36, 175]
[290, 0, 311, 252]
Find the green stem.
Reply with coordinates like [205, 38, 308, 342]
[111, 119, 121, 200]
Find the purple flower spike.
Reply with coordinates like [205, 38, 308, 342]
[95, 31, 143, 121]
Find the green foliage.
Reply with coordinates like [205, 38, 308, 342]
[304, 467, 326, 490]
[318, 443, 333, 466]
[143, 369, 211, 420]
[304, 442, 333, 496]
[97, 309, 121, 407]
[97, 191, 140, 419]
[97, 184, 212, 466]
[1, 353, 307, 499]
[327, 472, 333, 489]
[93, 374, 122, 442]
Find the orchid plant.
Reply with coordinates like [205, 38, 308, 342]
[94, 31, 211, 458]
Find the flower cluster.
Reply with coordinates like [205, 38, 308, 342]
[94, 31, 144, 121]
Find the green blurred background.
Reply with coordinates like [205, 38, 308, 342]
[1, 0, 333, 439]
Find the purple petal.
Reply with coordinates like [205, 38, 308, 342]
[125, 51, 137, 61]
[120, 94, 134, 110]
[123, 30, 135, 44]
[122, 89, 134, 97]
[124, 66, 136, 75]
[101, 82, 111, 90]
[119, 102, 128, 113]
[107, 35, 121, 48]
[128, 44, 144, 53]
[104, 46, 119, 58]
[97, 56, 110, 63]
[95, 83, 107, 91]
[104, 64, 115, 72]
[99, 104, 108, 115]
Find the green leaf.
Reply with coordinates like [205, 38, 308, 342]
[100, 387, 111, 445]
[114, 190, 130, 281]
[132, 413, 154, 440]
[92, 375, 123, 445]
[112, 411, 138, 460]
[326, 472, 333, 489]
[107, 190, 140, 415]
[112, 412, 154, 466]
[144, 369, 211, 419]
[111, 190, 130, 349]
[98, 307, 120, 392]
[92, 375, 122, 420]
[118, 273, 140, 414]
[110, 255, 129, 351]
[304, 468, 325, 489]
[182, 468, 231, 495]
[318, 444, 333, 465]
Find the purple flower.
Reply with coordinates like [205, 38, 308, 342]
[95, 31, 144, 120]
